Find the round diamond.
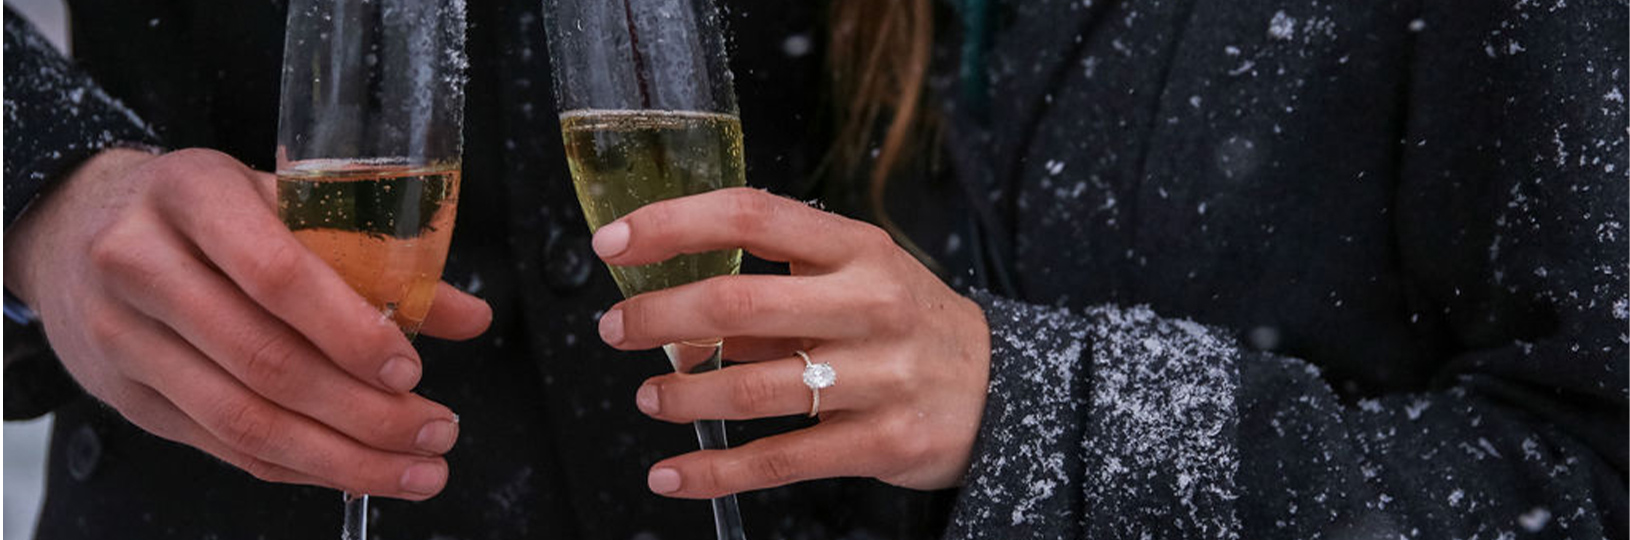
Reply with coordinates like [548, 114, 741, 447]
[802, 363, 836, 389]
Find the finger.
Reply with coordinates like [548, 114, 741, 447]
[593, 187, 885, 269]
[250, 169, 276, 204]
[636, 350, 860, 422]
[418, 282, 493, 341]
[94, 216, 460, 457]
[603, 275, 873, 350]
[111, 381, 337, 490]
[646, 419, 879, 499]
[721, 337, 804, 363]
[106, 311, 451, 500]
[147, 150, 421, 392]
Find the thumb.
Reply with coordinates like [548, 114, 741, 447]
[418, 281, 493, 341]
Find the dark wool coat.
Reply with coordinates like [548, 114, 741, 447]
[5, 0, 1625, 539]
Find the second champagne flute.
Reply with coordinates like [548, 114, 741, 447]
[275, 0, 467, 538]
[541, 1, 747, 539]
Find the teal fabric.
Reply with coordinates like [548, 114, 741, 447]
[958, 0, 990, 115]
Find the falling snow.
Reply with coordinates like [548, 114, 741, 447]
[1268, 11, 1296, 40]
[1045, 159, 1066, 176]
[1519, 507, 1552, 532]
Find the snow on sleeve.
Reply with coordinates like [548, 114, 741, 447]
[4, 10, 159, 228]
[947, 291, 1093, 540]
[1078, 304, 1241, 539]
[947, 292, 1242, 539]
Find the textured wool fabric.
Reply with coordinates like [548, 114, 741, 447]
[938, 0, 1626, 539]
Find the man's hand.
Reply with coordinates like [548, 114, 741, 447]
[4, 148, 492, 499]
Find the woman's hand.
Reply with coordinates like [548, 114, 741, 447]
[592, 187, 991, 498]
[3, 148, 492, 500]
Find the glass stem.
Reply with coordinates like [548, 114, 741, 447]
[342, 492, 368, 540]
[665, 341, 747, 540]
[694, 419, 746, 540]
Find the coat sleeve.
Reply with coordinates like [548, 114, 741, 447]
[944, 3, 1626, 538]
[947, 282, 1623, 540]
[3, 7, 160, 229]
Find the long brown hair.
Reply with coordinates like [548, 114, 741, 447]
[826, 0, 937, 265]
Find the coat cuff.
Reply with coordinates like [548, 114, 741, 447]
[946, 291, 1094, 539]
[4, 9, 160, 228]
[947, 292, 1246, 539]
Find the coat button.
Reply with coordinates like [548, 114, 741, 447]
[544, 235, 595, 293]
[66, 424, 101, 482]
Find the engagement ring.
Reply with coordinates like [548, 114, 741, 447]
[796, 350, 836, 417]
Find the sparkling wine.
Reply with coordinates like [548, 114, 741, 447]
[561, 109, 746, 298]
[276, 160, 461, 336]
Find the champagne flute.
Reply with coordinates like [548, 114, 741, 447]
[275, 0, 467, 538]
[541, 1, 748, 539]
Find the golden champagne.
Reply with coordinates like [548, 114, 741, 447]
[561, 109, 746, 298]
[276, 160, 461, 336]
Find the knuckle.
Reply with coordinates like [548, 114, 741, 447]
[165, 148, 237, 173]
[85, 310, 133, 348]
[750, 449, 803, 486]
[146, 150, 217, 190]
[88, 224, 156, 281]
[143, 152, 192, 179]
[243, 240, 305, 299]
[240, 334, 302, 395]
[167, 147, 221, 163]
[104, 387, 170, 436]
[359, 406, 418, 449]
[315, 455, 367, 491]
[215, 398, 279, 457]
[241, 458, 290, 483]
[347, 320, 404, 362]
[636, 198, 678, 231]
[694, 458, 726, 494]
[856, 222, 896, 251]
[708, 280, 758, 329]
[87, 226, 126, 271]
[726, 371, 779, 415]
[147, 150, 260, 221]
[724, 189, 776, 232]
[876, 355, 919, 394]
[878, 414, 931, 465]
[865, 284, 914, 333]
[98, 384, 141, 417]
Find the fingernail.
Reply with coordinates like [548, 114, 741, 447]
[378, 356, 420, 393]
[399, 462, 446, 495]
[415, 419, 459, 454]
[593, 221, 631, 258]
[648, 467, 681, 494]
[599, 309, 625, 345]
[636, 384, 660, 415]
